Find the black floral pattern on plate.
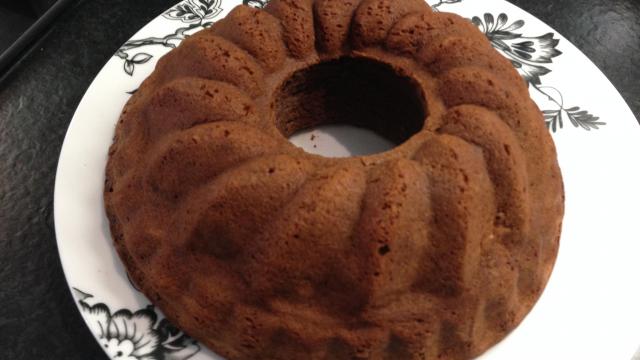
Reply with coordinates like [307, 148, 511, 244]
[473, 13, 561, 85]
[115, 0, 223, 76]
[74, 288, 200, 360]
[431, 0, 462, 11]
[472, 12, 604, 132]
[243, 0, 268, 8]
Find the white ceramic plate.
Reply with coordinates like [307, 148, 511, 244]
[54, 1, 640, 359]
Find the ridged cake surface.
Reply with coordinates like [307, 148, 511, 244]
[105, 1, 564, 359]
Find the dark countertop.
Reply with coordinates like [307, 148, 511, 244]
[0, 0, 638, 359]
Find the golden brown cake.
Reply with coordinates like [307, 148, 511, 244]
[104, 1, 564, 359]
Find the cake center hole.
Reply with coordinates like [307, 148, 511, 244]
[275, 57, 427, 157]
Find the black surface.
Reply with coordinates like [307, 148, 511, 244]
[0, 0, 76, 74]
[0, 0, 63, 53]
[0, 0, 638, 359]
[0, 6, 34, 52]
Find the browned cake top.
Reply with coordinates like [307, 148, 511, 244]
[104, 0, 564, 359]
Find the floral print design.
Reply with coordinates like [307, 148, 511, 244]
[472, 13, 561, 86]
[242, 0, 268, 8]
[472, 13, 604, 132]
[115, 0, 223, 76]
[164, 0, 223, 23]
[75, 288, 200, 360]
[431, 0, 462, 11]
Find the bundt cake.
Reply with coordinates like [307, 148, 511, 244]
[104, 0, 564, 359]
